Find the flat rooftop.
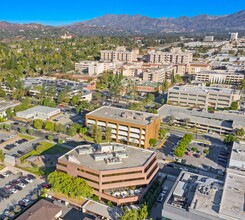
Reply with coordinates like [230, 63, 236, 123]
[229, 141, 245, 169]
[0, 100, 20, 112]
[17, 105, 59, 115]
[197, 70, 244, 76]
[87, 106, 159, 126]
[219, 169, 245, 220]
[167, 171, 224, 218]
[169, 85, 235, 95]
[158, 105, 245, 129]
[59, 143, 155, 171]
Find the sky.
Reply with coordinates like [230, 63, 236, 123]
[1, 0, 245, 26]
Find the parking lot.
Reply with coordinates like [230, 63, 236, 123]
[159, 134, 181, 158]
[0, 168, 44, 219]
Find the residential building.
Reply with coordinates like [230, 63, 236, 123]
[142, 65, 176, 83]
[16, 106, 60, 120]
[177, 62, 210, 75]
[228, 32, 238, 41]
[57, 143, 159, 205]
[16, 199, 62, 220]
[204, 36, 214, 42]
[158, 105, 245, 135]
[146, 47, 193, 64]
[86, 106, 160, 148]
[75, 61, 115, 76]
[167, 85, 241, 110]
[100, 46, 139, 62]
[195, 70, 244, 85]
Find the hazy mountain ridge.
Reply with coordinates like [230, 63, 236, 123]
[0, 10, 244, 38]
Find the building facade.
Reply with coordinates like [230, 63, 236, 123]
[167, 85, 241, 110]
[57, 143, 159, 205]
[100, 46, 139, 63]
[86, 106, 160, 148]
[177, 63, 210, 75]
[146, 48, 193, 64]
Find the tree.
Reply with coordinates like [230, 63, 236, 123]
[58, 139, 64, 144]
[27, 128, 33, 135]
[71, 96, 80, 106]
[192, 147, 198, 152]
[91, 124, 97, 138]
[138, 204, 148, 220]
[6, 108, 14, 118]
[19, 127, 26, 133]
[120, 205, 148, 220]
[48, 171, 93, 198]
[44, 121, 55, 131]
[0, 150, 5, 162]
[230, 102, 238, 110]
[67, 126, 77, 136]
[159, 129, 166, 139]
[105, 127, 112, 142]
[48, 135, 53, 142]
[79, 127, 88, 136]
[162, 80, 170, 92]
[149, 138, 157, 147]
[224, 134, 237, 145]
[4, 124, 10, 131]
[33, 119, 43, 130]
[203, 149, 209, 155]
[95, 127, 103, 143]
[235, 128, 245, 137]
[55, 123, 66, 133]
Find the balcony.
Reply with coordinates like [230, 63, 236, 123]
[87, 119, 96, 124]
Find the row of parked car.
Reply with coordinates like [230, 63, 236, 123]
[0, 134, 17, 145]
[157, 186, 169, 203]
[4, 138, 28, 150]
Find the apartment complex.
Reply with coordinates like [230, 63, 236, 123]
[75, 61, 115, 76]
[57, 143, 159, 205]
[158, 105, 245, 135]
[100, 46, 139, 62]
[86, 106, 160, 148]
[195, 70, 244, 85]
[177, 62, 210, 75]
[167, 85, 241, 110]
[146, 48, 193, 64]
[142, 65, 176, 83]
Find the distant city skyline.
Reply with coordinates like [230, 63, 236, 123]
[1, 0, 245, 26]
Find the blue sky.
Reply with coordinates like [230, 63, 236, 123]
[1, 0, 245, 25]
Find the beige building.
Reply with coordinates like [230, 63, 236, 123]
[86, 106, 160, 148]
[75, 61, 115, 76]
[167, 85, 241, 110]
[195, 70, 244, 85]
[142, 65, 176, 83]
[100, 46, 139, 62]
[177, 62, 210, 75]
[146, 47, 193, 64]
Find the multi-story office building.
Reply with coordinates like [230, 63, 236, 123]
[195, 70, 244, 85]
[75, 61, 115, 76]
[177, 62, 210, 75]
[86, 106, 160, 148]
[100, 46, 139, 62]
[57, 143, 159, 205]
[229, 32, 238, 41]
[204, 36, 214, 42]
[167, 85, 241, 110]
[142, 65, 176, 83]
[146, 47, 193, 64]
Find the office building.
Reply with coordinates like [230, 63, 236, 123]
[167, 85, 241, 110]
[195, 70, 244, 85]
[228, 32, 238, 41]
[204, 36, 214, 42]
[57, 143, 159, 205]
[16, 106, 60, 120]
[158, 105, 245, 135]
[100, 46, 139, 62]
[86, 106, 160, 148]
[75, 61, 115, 76]
[142, 65, 176, 83]
[162, 171, 224, 220]
[146, 47, 193, 64]
[177, 62, 210, 75]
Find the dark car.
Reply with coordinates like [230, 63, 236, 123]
[15, 185, 22, 191]
[27, 174, 36, 180]
[21, 179, 29, 184]
[18, 201, 27, 207]
[17, 150, 24, 155]
[0, 174, 5, 179]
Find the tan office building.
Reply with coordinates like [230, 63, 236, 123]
[167, 85, 241, 110]
[100, 46, 139, 62]
[86, 106, 160, 148]
[146, 47, 193, 64]
[57, 143, 159, 205]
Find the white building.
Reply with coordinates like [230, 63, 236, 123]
[229, 32, 238, 41]
[204, 36, 214, 42]
[16, 106, 60, 120]
[75, 61, 115, 76]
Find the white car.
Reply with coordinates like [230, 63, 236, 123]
[10, 188, 18, 194]
[22, 198, 30, 203]
[5, 184, 11, 189]
[25, 178, 33, 183]
[17, 183, 26, 188]
[66, 137, 72, 140]
[2, 172, 10, 177]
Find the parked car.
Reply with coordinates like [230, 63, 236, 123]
[157, 193, 165, 203]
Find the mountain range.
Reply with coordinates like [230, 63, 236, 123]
[0, 10, 245, 38]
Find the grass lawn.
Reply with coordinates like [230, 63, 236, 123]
[83, 135, 94, 142]
[20, 141, 69, 163]
[18, 134, 35, 141]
